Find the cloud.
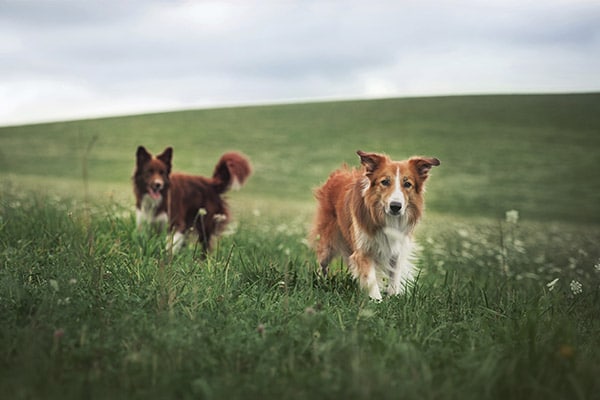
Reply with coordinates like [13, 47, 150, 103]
[1, 0, 599, 125]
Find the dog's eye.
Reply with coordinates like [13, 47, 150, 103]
[403, 181, 413, 189]
[381, 178, 391, 187]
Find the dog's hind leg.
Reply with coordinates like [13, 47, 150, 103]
[312, 220, 338, 276]
[194, 214, 215, 257]
[316, 243, 335, 276]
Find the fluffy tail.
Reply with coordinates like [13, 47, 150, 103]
[212, 152, 252, 194]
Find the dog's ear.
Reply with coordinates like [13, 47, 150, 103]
[409, 157, 440, 180]
[157, 147, 173, 173]
[136, 146, 152, 166]
[357, 150, 384, 174]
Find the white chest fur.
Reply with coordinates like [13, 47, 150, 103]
[136, 194, 168, 230]
[352, 217, 417, 298]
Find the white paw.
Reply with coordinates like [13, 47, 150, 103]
[368, 287, 383, 302]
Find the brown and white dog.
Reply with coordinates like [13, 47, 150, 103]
[133, 146, 251, 254]
[311, 150, 440, 300]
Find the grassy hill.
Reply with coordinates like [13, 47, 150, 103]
[1, 94, 600, 399]
[1, 93, 600, 223]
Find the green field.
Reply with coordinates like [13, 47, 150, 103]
[1, 94, 600, 399]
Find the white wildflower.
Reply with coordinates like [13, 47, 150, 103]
[49, 279, 59, 292]
[505, 210, 519, 224]
[358, 308, 375, 319]
[213, 213, 227, 223]
[513, 239, 526, 253]
[569, 280, 583, 296]
[457, 229, 469, 238]
[594, 260, 600, 273]
[57, 297, 71, 305]
[546, 278, 559, 291]
[197, 208, 207, 216]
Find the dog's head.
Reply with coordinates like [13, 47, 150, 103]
[134, 146, 173, 200]
[357, 150, 440, 223]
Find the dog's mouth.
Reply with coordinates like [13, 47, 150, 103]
[147, 186, 163, 200]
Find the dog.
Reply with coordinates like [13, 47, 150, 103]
[311, 150, 440, 300]
[133, 146, 251, 254]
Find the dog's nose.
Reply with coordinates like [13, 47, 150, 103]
[389, 202, 402, 215]
[151, 181, 163, 191]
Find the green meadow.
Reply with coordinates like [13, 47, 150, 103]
[1, 94, 599, 399]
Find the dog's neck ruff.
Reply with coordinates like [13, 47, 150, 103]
[137, 193, 167, 229]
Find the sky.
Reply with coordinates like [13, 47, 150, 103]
[1, 0, 599, 126]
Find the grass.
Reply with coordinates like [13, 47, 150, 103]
[1, 94, 600, 399]
[2, 93, 600, 222]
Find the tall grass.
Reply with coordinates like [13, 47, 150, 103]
[1, 189, 599, 399]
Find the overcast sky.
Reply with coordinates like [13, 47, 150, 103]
[1, 0, 599, 126]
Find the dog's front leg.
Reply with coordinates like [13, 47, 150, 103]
[167, 231, 186, 253]
[350, 251, 382, 301]
[386, 253, 414, 296]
